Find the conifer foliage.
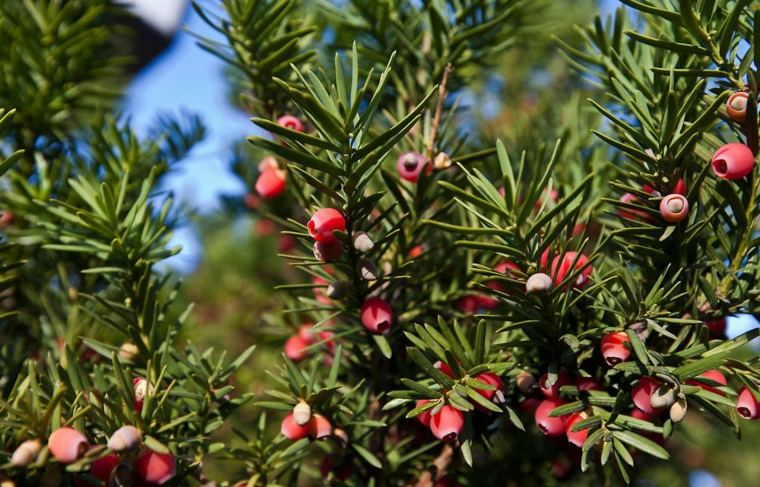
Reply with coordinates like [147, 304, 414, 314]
[2, 0, 760, 485]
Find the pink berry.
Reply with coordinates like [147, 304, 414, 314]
[726, 91, 749, 123]
[416, 399, 432, 426]
[308, 414, 333, 439]
[659, 194, 689, 223]
[307, 208, 346, 243]
[258, 156, 279, 172]
[600, 331, 631, 366]
[255, 168, 286, 199]
[711, 142, 755, 180]
[313, 240, 342, 262]
[565, 411, 590, 447]
[396, 152, 430, 183]
[430, 405, 464, 441]
[539, 371, 571, 399]
[550, 252, 592, 288]
[631, 377, 664, 415]
[360, 296, 392, 334]
[277, 115, 304, 132]
[686, 370, 727, 396]
[135, 450, 176, 485]
[298, 323, 316, 343]
[284, 335, 310, 362]
[534, 399, 568, 436]
[48, 427, 88, 464]
[736, 387, 760, 420]
[281, 413, 310, 440]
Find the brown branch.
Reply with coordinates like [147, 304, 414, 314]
[426, 63, 454, 163]
[412, 443, 454, 487]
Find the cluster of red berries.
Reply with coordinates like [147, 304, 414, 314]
[251, 114, 307, 200]
[414, 363, 505, 441]
[307, 208, 394, 334]
[11, 424, 175, 486]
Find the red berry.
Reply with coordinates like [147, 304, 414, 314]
[434, 360, 454, 377]
[618, 193, 649, 220]
[550, 455, 572, 479]
[736, 388, 760, 420]
[48, 427, 88, 464]
[686, 370, 727, 397]
[430, 405, 464, 441]
[672, 178, 687, 195]
[409, 245, 424, 258]
[706, 317, 726, 338]
[135, 450, 176, 485]
[659, 194, 689, 223]
[320, 457, 353, 481]
[396, 152, 430, 183]
[539, 372, 570, 399]
[711, 142, 755, 180]
[474, 293, 499, 309]
[243, 193, 259, 210]
[313, 240, 342, 262]
[278, 234, 297, 253]
[90, 453, 119, 481]
[277, 115, 304, 132]
[631, 377, 664, 415]
[575, 377, 603, 392]
[307, 208, 346, 243]
[539, 247, 551, 270]
[416, 399, 432, 426]
[308, 414, 333, 439]
[550, 252, 592, 289]
[474, 372, 505, 403]
[284, 335, 310, 362]
[565, 411, 590, 447]
[360, 296, 392, 333]
[456, 295, 478, 313]
[519, 397, 541, 414]
[534, 399, 568, 436]
[255, 169, 286, 198]
[630, 407, 655, 421]
[281, 413, 310, 440]
[726, 91, 749, 123]
[600, 331, 631, 366]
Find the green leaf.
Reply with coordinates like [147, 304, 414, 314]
[613, 430, 669, 460]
